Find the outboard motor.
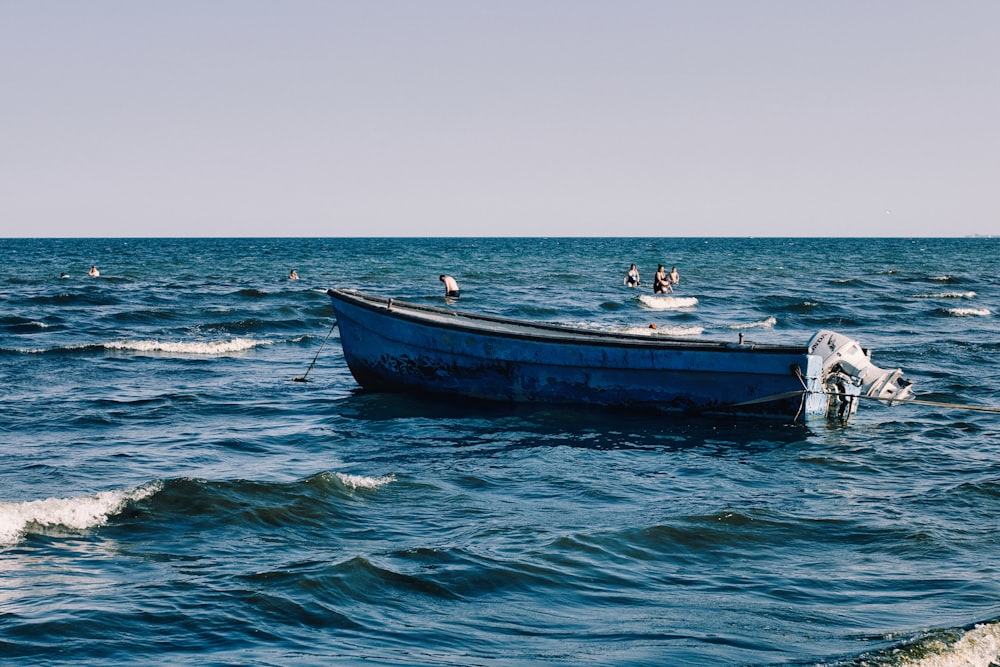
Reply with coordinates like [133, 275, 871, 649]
[808, 330, 913, 405]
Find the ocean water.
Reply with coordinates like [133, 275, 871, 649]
[2, 236, 999, 666]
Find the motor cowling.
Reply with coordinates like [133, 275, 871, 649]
[807, 330, 913, 403]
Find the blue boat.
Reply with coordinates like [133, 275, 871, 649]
[326, 288, 912, 422]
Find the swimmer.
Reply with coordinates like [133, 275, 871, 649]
[624, 264, 640, 287]
[289, 269, 299, 280]
[653, 265, 672, 294]
[668, 266, 680, 285]
[88, 265, 100, 277]
[439, 274, 460, 298]
[60, 272, 69, 279]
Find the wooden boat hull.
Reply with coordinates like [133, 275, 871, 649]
[327, 289, 835, 421]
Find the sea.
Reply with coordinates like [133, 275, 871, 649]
[2, 236, 999, 666]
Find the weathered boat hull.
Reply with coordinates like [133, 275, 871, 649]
[327, 289, 835, 421]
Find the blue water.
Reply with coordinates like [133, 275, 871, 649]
[2, 237, 999, 666]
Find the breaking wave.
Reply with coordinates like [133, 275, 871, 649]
[0, 483, 162, 547]
[872, 622, 1000, 666]
[334, 472, 397, 490]
[104, 338, 267, 355]
[636, 295, 699, 310]
[942, 308, 991, 317]
[727, 316, 778, 330]
[2, 338, 271, 356]
[0, 472, 396, 548]
[913, 291, 977, 299]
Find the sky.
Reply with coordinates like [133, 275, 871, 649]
[2, 1, 997, 238]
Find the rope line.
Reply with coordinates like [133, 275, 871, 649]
[839, 393, 1000, 414]
[731, 391, 808, 407]
[732, 387, 1000, 414]
[293, 319, 338, 382]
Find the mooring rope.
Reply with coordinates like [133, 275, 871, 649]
[831, 392, 1000, 414]
[293, 318, 338, 382]
[732, 388, 1000, 414]
[730, 391, 808, 408]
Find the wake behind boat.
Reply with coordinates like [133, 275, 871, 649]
[326, 288, 913, 423]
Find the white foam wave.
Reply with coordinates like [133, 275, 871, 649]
[105, 338, 266, 355]
[898, 622, 1000, 667]
[335, 472, 396, 490]
[727, 316, 777, 330]
[914, 292, 977, 299]
[929, 275, 953, 282]
[622, 325, 704, 337]
[0, 482, 162, 547]
[637, 295, 699, 310]
[944, 308, 991, 317]
[5, 342, 97, 354]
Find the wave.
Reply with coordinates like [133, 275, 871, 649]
[916, 623, 1000, 666]
[1, 338, 272, 356]
[558, 320, 704, 337]
[0, 342, 106, 355]
[0, 482, 162, 547]
[25, 292, 122, 306]
[830, 278, 879, 288]
[637, 295, 699, 310]
[864, 621, 1000, 666]
[726, 316, 778, 330]
[0, 315, 51, 326]
[234, 288, 270, 298]
[621, 324, 704, 336]
[913, 292, 977, 299]
[940, 308, 991, 317]
[0, 472, 396, 547]
[104, 338, 269, 354]
[0, 317, 55, 332]
[333, 472, 397, 490]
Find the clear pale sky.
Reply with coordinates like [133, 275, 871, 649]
[2, 1, 997, 237]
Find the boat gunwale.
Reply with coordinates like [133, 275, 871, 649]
[327, 288, 808, 356]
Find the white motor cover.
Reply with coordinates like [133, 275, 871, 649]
[807, 330, 913, 402]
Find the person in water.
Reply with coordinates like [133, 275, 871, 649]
[668, 266, 680, 285]
[624, 264, 640, 287]
[88, 265, 100, 277]
[653, 265, 672, 294]
[439, 275, 460, 297]
[289, 269, 299, 280]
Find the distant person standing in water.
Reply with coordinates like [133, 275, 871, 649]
[653, 265, 672, 294]
[289, 269, 299, 280]
[439, 275, 460, 297]
[668, 266, 680, 285]
[88, 265, 100, 277]
[624, 264, 640, 287]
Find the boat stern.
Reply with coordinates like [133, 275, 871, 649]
[808, 330, 913, 421]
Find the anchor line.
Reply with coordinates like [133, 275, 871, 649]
[730, 388, 1000, 414]
[730, 391, 813, 408]
[818, 390, 1000, 414]
[293, 318, 339, 382]
[732, 362, 1000, 414]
